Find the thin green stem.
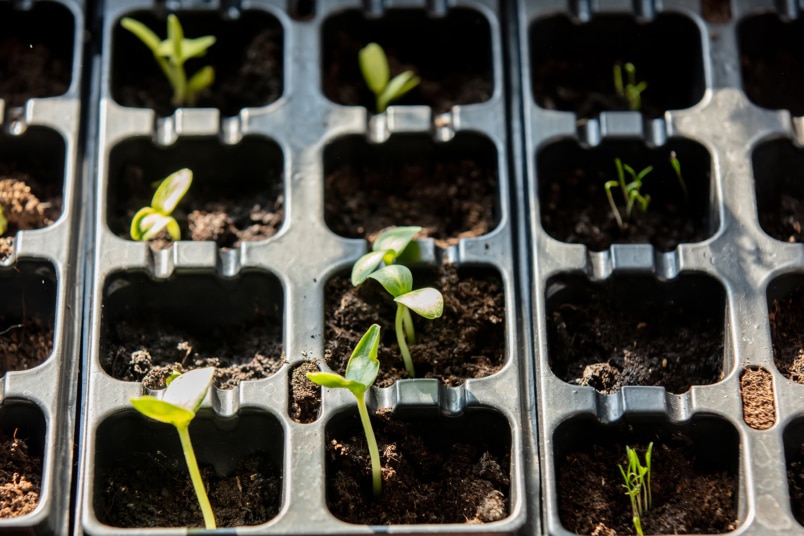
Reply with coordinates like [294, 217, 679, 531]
[395, 303, 416, 377]
[402, 306, 416, 344]
[356, 396, 382, 498]
[176, 424, 216, 529]
[171, 58, 188, 106]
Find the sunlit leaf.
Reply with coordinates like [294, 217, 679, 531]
[395, 287, 444, 319]
[121, 17, 162, 54]
[131, 397, 195, 429]
[359, 43, 389, 96]
[344, 324, 380, 389]
[152, 168, 192, 215]
[351, 250, 387, 286]
[377, 71, 420, 112]
[369, 264, 413, 297]
[372, 226, 421, 257]
[163, 366, 215, 412]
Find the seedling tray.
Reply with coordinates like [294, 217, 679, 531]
[76, 0, 530, 534]
[0, 0, 85, 534]
[517, 0, 804, 534]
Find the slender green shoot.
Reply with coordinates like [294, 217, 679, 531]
[613, 62, 647, 111]
[359, 43, 420, 113]
[0, 207, 7, 236]
[604, 158, 654, 230]
[130, 367, 217, 529]
[618, 442, 653, 536]
[351, 227, 443, 378]
[307, 325, 383, 497]
[121, 14, 216, 107]
[669, 150, 688, 203]
[130, 168, 192, 241]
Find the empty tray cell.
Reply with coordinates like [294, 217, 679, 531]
[753, 138, 804, 243]
[0, 2, 73, 106]
[111, 9, 283, 116]
[538, 137, 715, 251]
[554, 415, 740, 534]
[545, 272, 726, 393]
[325, 407, 511, 524]
[106, 135, 284, 249]
[99, 270, 284, 389]
[739, 14, 804, 115]
[530, 13, 704, 118]
[322, 8, 493, 114]
[766, 273, 804, 385]
[0, 401, 46, 520]
[325, 264, 506, 386]
[0, 126, 66, 258]
[92, 409, 283, 528]
[0, 260, 56, 377]
[784, 418, 804, 527]
[324, 133, 499, 245]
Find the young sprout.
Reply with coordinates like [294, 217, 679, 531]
[307, 324, 383, 498]
[351, 227, 444, 378]
[121, 14, 216, 107]
[669, 150, 689, 203]
[359, 42, 421, 114]
[130, 168, 192, 242]
[604, 158, 654, 230]
[130, 367, 217, 529]
[618, 442, 653, 536]
[0, 207, 7, 236]
[613, 62, 647, 111]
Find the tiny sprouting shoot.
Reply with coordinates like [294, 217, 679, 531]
[604, 158, 654, 230]
[618, 442, 653, 536]
[130, 168, 192, 242]
[613, 62, 647, 112]
[359, 42, 420, 114]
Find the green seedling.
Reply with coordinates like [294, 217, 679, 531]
[130, 367, 217, 529]
[613, 62, 647, 111]
[130, 168, 192, 241]
[0, 207, 7, 236]
[669, 150, 689, 203]
[619, 442, 653, 536]
[121, 14, 216, 107]
[359, 42, 421, 113]
[351, 227, 444, 378]
[307, 324, 383, 498]
[604, 158, 654, 230]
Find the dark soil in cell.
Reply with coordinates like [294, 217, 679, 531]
[769, 288, 804, 384]
[702, 0, 731, 23]
[326, 409, 509, 524]
[0, 164, 63, 260]
[0, 37, 70, 107]
[325, 263, 505, 387]
[558, 433, 738, 534]
[289, 361, 321, 424]
[739, 15, 804, 115]
[787, 444, 804, 526]
[0, 317, 53, 376]
[324, 152, 497, 247]
[0, 431, 41, 519]
[98, 451, 280, 528]
[547, 278, 724, 394]
[322, 9, 493, 114]
[740, 367, 775, 430]
[100, 316, 284, 390]
[759, 192, 804, 244]
[113, 14, 282, 117]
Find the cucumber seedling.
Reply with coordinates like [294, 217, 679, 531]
[121, 14, 216, 107]
[351, 226, 444, 378]
[130, 367, 217, 529]
[307, 324, 383, 497]
[604, 158, 654, 230]
[130, 167, 192, 242]
[619, 442, 653, 536]
[359, 42, 420, 113]
[613, 62, 647, 112]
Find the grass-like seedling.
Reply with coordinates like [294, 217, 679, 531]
[351, 227, 444, 378]
[604, 158, 654, 230]
[121, 14, 216, 107]
[130, 367, 217, 529]
[307, 324, 383, 497]
[613, 62, 647, 111]
[669, 150, 689, 203]
[619, 442, 653, 536]
[130, 168, 192, 241]
[359, 42, 421, 114]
